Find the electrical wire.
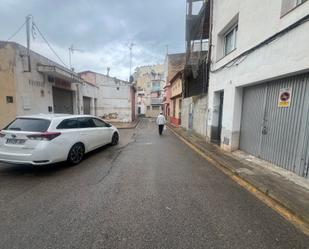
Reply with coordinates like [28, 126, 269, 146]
[32, 22, 68, 67]
[6, 21, 26, 41]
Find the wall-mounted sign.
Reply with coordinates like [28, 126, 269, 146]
[278, 87, 292, 108]
[54, 78, 71, 90]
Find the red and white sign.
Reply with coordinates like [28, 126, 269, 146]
[278, 87, 292, 108]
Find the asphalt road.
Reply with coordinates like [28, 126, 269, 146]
[0, 119, 308, 249]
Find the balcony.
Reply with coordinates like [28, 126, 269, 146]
[151, 85, 161, 92]
[151, 97, 163, 105]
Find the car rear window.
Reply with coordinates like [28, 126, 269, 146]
[5, 118, 51, 132]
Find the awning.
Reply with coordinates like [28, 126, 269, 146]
[37, 64, 84, 83]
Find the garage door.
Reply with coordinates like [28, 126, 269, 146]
[52, 87, 74, 114]
[83, 97, 91, 114]
[240, 73, 309, 178]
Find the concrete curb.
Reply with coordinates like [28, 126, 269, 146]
[167, 124, 309, 236]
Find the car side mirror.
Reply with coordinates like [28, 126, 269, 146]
[106, 123, 112, 127]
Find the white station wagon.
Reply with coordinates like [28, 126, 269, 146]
[0, 114, 119, 165]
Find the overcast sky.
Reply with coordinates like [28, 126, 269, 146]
[0, 0, 185, 80]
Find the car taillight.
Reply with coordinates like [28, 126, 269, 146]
[0, 131, 5, 138]
[27, 132, 61, 141]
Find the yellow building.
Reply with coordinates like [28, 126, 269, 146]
[170, 71, 183, 126]
[0, 43, 17, 128]
[134, 64, 164, 117]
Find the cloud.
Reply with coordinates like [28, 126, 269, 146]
[0, 0, 185, 80]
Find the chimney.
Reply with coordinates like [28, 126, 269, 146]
[107, 67, 110, 76]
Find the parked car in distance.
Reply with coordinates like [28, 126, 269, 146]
[0, 114, 119, 165]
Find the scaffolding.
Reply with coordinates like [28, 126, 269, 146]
[184, 0, 211, 97]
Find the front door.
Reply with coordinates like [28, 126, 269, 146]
[83, 97, 91, 115]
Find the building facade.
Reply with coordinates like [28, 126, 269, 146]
[134, 64, 165, 117]
[207, 0, 309, 178]
[170, 71, 183, 126]
[79, 71, 136, 123]
[163, 53, 186, 121]
[0, 41, 98, 128]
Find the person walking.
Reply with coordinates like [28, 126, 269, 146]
[156, 112, 166, 135]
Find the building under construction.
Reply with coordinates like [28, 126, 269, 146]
[181, 0, 211, 137]
[184, 0, 210, 97]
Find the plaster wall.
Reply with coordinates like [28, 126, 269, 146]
[182, 95, 208, 137]
[171, 78, 182, 98]
[95, 73, 132, 122]
[0, 43, 17, 128]
[14, 45, 55, 116]
[78, 82, 99, 115]
[208, 0, 309, 151]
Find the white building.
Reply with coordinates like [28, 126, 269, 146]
[134, 65, 165, 117]
[0, 41, 98, 128]
[79, 71, 136, 122]
[207, 0, 309, 178]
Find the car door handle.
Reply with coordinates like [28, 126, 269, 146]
[80, 133, 87, 135]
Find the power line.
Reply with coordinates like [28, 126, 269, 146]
[6, 21, 26, 41]
[32, 22, 68, 67]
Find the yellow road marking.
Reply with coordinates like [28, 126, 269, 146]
[168, 126, 309, 236]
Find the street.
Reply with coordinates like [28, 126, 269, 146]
[0, 119, 308, 249]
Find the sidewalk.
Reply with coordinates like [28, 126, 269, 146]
[168, 124, 309, 233]
[109, 118, 140, 129]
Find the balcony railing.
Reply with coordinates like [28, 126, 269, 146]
[151, 97, 163, 105]
[152, 85, 161, 92]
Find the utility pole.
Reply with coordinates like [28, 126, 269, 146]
[69, 44, 83, 71]
[129, 43, 135, 82]
[25, 15, 32, 72]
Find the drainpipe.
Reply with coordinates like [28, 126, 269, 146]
[206, 0, 214, 141]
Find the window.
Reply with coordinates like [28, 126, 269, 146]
[5, 118, 50, 132]
[147, 106, 151, 110]
[224, 25, 238, 55]
[281, 0, 307, 16]
[77, 118, 96, 128]
[152, 106, 160, 110]
[191, 39, 209, 52]
[152, 82, 160, 88]
[92, 118, 108, 127]
[6, 96, 13, 103]
[47, 75, 54, 82]
[57, 119, 78, 129]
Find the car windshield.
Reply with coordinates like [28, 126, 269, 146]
[5, 118, 51, 132]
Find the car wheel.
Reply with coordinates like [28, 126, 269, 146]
[67, 143, 85, 165]
[111, 132, 119, 146]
